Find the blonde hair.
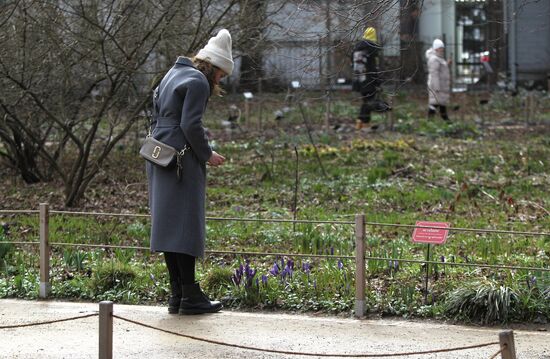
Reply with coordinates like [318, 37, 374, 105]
[192, 57, 224, 97]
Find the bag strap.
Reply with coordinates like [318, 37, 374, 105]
[145, 87, 161, 137]
[176, 145, 189, 181]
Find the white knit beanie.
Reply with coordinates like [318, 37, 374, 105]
[432, 38, 444, 50]
[195, 29, 234, 76]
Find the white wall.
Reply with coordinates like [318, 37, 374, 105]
[379, 1, 401, 57]
[419, 0, 455, 48]
[419, 0, 456, 74]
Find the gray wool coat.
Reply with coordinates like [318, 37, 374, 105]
[146, 57, 213, 257]
[426, 48, 451, 106]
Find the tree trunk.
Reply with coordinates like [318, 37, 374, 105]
[238, 0, 266, 91]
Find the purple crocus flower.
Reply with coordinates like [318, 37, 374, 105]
[287, 259, 294, 270]
[269, 262, 280, 276]
[261, 274, 268, 285]
[338, 259, 344, 270]
[232, 265, 244, 286]
[247, 267, 256, 279]
[281, 267, 290, 280]
[243, 263, 257, 288]
[330, 247, 334, 255]
[286, 259, 294, 277]
[302, 262, 311, 274]
[284, 262, 294, 279]
[232, 273, 241, 286]
[440, 256, 446, 263]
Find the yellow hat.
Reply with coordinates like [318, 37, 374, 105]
[363, 27, 377, 42]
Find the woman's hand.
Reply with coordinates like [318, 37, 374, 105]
[207, 151, 225, 167]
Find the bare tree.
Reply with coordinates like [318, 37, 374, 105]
[237, 0, 268, 91]
[0, 0, 238, 207]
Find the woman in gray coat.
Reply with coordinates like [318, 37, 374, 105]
[426, 38, 451, 121]
[147, 29, 233, 314]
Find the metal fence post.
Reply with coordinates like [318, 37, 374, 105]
[499, 330, 517, 359]
[354, 214, 366, 318]
[39, 203, 51, 298]
[99, 301, 113, 359]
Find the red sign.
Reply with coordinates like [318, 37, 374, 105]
[412, 221, 450, 244]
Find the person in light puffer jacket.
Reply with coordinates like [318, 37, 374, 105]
[426, 38, 451, 121]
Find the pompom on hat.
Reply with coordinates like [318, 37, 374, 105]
[432, 38, 445, 50]
[363, 27, 377, 43]
[196, 29, 234, 76]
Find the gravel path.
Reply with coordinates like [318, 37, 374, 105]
[0, 299, 549, 358]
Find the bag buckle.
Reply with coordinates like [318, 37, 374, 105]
[152, 146, 161, 159]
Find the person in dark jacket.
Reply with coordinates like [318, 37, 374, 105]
[146, 29, 232, 315]
[352, 27, 391, 130]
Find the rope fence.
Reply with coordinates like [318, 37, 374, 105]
[113, 312, 500, 357]
[1, 203, 549, 317]
[0, 301, 517, 358]
[488, 348, 504, 359]
[0, 313, 98, 329]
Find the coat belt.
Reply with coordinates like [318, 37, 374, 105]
[156, 117, 180, 127]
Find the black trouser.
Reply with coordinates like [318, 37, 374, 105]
[359, 91, 376, 123]
[163, 252, 196, 296]
[428, 105, 449, 121]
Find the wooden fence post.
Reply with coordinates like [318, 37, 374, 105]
[99, 301, 113, 359]
[39, 203, 51, 298]
[499, 330, 517, 359]
[354, 214, 366, 318]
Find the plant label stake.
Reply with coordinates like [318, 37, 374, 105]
[243, 92, 253, 128]
[424, 244, 431, 303]
[412, 221, 450, 303]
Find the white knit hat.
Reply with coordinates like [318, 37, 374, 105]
[432, 38, 444, 50]
[196, 29, 234, 76]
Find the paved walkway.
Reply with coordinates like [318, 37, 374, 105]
[0, 299, 549, 358]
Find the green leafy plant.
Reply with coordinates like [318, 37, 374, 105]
[90, 260, 137, 293]
[0, 225, 13, 269]
[62, 250, 89, 272]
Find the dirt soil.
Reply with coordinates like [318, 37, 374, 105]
[1, 299, 549, 359]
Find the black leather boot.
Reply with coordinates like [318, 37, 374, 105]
[168, 280, 182, 314]
[179, 283, 222, 315]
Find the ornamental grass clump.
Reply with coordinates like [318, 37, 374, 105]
[444, 280, 519, 324]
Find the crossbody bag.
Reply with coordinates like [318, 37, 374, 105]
[139, 88, 188, 181]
